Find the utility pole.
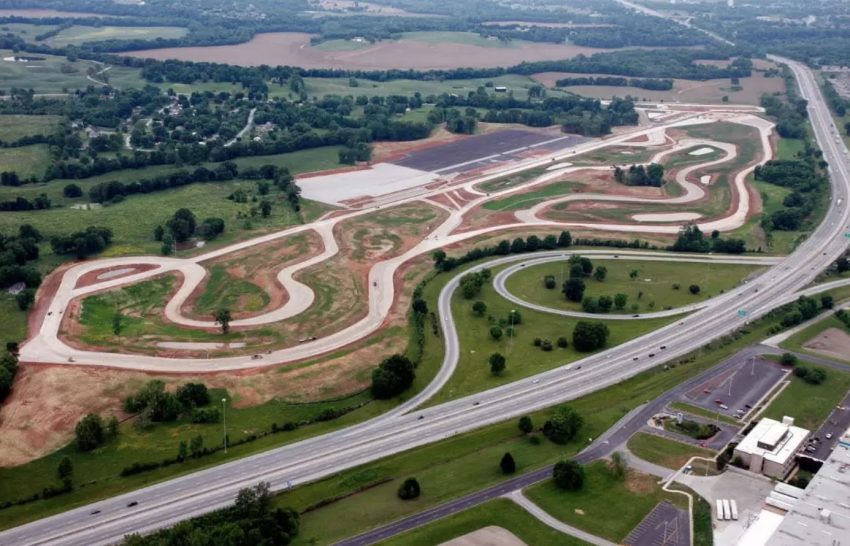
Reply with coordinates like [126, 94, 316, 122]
[222, 397, 228, 454]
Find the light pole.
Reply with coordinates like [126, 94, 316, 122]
[508, 309, 515, 354]
[221, 397, 227, 454]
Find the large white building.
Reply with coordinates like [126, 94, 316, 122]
[734, 416, 810, 479]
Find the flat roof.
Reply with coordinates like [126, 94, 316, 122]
[768, 428, 850, 546]
[737, 418, 809, 465]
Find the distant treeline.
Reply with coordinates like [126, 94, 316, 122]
[555, 76, 674, 91]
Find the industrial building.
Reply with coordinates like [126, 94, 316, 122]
[734, 417, 810, 479]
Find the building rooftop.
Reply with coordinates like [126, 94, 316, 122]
[737, 417, 810, 465]
[768, 428, 850, 546]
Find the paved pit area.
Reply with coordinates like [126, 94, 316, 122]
[391, 129, 589, 174]
[296, 163, 438, 205]
[683, 358, 787, 419]
[625, 501, 689, 546]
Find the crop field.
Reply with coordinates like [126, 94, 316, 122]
[0, 49, 145, 93]
[48, 25, 188, 47]
[124, 31, 611, 70]
[504, 259, 761, 314]
[0, 144, 52, 179]
[0, 114, 63, 142]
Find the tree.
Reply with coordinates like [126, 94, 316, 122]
[609, 451, 628, 480]
[260, 200, 272, 218]
[490, 325, 503, 340]
[572, 321, 610, 351]
[553, 459, 585, 491]
[557, 231, 572, 248]
[213, 308, 232, 335]
[593, 266, 607, 282]
[780, 353, 798, 366]
[557, 336, 568, 348]
[75, 414, 106, 451]
[614, 293, 628, 310]
[518, 415, 533, 434]
[489, 353, 506, 375]
[563, 278, 586, 302]
[544, 275, 556, 289]
[821, 295, 834, 309]
[160, 232, 174, 256]
[472, 301, 487, 316]
[199, 218, 225, 240]
[543, 405, 584, 444]
[63, 183, 83, 198]
[166, 208, 197, 243]
[189, 434, 204, 458]
[689, 284, 701, 295]
[15, 288, 34, 311]
[500, 452, 517, 474]
[629, 269, 639, 280]
[597, 295, 613, 313]
[112, 310, 123, 338]
[177, 440, 188, 462]
[397, 477, 421, 500]
[57, 456, 74, 482]
[371, 354, 415, 399]
[176, 382, 210, 408]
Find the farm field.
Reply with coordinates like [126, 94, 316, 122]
[504, 258, 762, 314]
[125, 31, 613, 70]
[0, 144, 52, 179]
[48, 25, 187, 47]
[0, 49, 145, 93]
[0, 114, 62, 142]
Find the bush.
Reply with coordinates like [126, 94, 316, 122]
[397, 477, 421, 500]
[780, 353, 798, 366]
[518, 415, 533, 434]
[794, 365, 826, 385]
[689, 284, 701, 295]
[371, 354, 416, 399]
[540, 339, 553, 351]
[557, 337, 568, 348]
[191, 407, 221, 423]
[500, 452, 516, 474]
[176, 382, 210, 408]
[490, 326, 503, 340]
[75, 414, 106, 451]
[543, 406, 584, 444]
[544, 275, 556, 289]
[553, 459, 585, 491]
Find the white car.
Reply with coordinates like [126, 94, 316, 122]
[826, 433, 833, 440]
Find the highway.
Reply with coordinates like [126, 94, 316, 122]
[1, 60, 849, 546]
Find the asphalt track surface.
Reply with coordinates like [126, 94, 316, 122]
[2, 60, 849, 545]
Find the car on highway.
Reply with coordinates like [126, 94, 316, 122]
[127, 501, 138, 508]
[719, 404, 729, 410]
[826, 433, 833, 440]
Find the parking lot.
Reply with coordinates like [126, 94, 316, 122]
[802, 390, 850, 461]
[625, 501, 689, 546]
[391, 129, 588, 174]
[683, 358, 787, 420]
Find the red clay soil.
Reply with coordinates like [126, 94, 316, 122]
[25, 261, 76, 344]
[425, 192, 458, 210]
[74, 263, 160, 289]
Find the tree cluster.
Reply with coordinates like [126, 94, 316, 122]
[50, 226, 113, 258]
[0, 224, 42, 294]
[670, 224, 745, 254]
[123, 380, 216, 426]
[459, 268, 492, 299]
[371, 354, 416, 399]
[613, 163, 664, 187]
[794, 365, 826, 385]
[74, 413, 119, 451]
[555, 76, 673, 91]
[432, 231, 573, 272]
[571, 321, 610, 352]
[543, 405, 584, 444]
[755, 158, 826, 232]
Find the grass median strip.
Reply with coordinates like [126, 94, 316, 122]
[627, 432, 716, 470]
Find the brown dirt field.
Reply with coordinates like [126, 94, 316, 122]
[531, 69, 784, 106]
[74, 263, 159, 289]
[372, 126, 463, 163]
[0, 327, 406, 466]
[26, 261, 75, 344]
[183, 230, 323, 320]
[441, 526, 527, 546]
[626, 470, 657, 495]
[803, 328, 850, 363]
[125, 32, 610, 70]
[426, 192, 459, 211]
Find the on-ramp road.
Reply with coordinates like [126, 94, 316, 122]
[0, 59, 848, 546]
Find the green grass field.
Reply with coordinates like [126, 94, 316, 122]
[428, 268, 674, 404]
[504, 258, 760, 314]
[627, 432, 715, 470]
[780, 314, 850, 364]
[482, 181, 575, 211]
[192, 266, 270, 316]
[0, 49, 145, 93]
[302, 74, 541, 100]
[0, 146, 340, 257]
[0, 23, 58, 40]
[379, 498, 589, 546]
[0, 295, 28, 345]
[0, 144, 52, 179]
[762, 363, 850, 431]
[0, 114, 62, 142]
[48, 26, 187, 47]
[668, 401, 739, 424]
[525, 461, 684, 543]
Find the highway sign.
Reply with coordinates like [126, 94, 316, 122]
[844, 231, 850, 238]
[737, 309, 748, 317]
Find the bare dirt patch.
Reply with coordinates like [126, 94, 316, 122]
[803, 328, 850, 362]
[441, 526, 527, 546]
[75, 264, 159, 289]
[125, 32, 610, 70]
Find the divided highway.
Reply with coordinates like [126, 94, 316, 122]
[1, 60, 848, 546]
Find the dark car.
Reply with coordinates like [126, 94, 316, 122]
[127, 501, 138, 508]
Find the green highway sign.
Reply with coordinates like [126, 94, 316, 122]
[738, 309, 748, 317]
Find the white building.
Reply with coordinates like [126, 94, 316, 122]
[734, 416, 810, 479]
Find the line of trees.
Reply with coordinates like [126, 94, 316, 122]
[556, 76, 674, 91]
[613, 163, 665, 187]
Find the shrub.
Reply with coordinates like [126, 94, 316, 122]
[553, 459, 585, 490]
[500, 452, 516, 474]
[557, 337, 568, 348]
[397, 477, 421, 500]
[75, 414, 106, 451]
[689, 284, 701, 295]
